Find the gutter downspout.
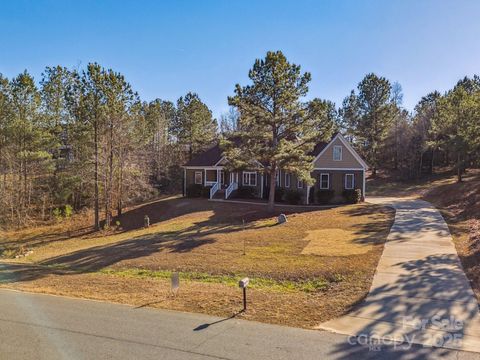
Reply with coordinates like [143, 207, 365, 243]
[362, 170, 366, 202]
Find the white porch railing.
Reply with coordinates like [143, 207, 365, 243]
[225, 182, 238, 199]
[209, 182, 220, 199]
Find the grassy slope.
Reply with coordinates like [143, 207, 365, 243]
[0, 197, 394, 328]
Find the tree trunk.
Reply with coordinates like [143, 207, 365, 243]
[419, 151, 424, 179]
[267, 167, 276, 212]
[105, 122, 114, 228]
[430, 148, 435, 175]
[117, 155, 123, 217]
[371, 144, 377, 177]
[94, 119, 100, 230]
[457, 153, 462, 182]
[394, 118, 398, 170]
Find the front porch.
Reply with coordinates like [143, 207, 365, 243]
[184, 167, 241, 199]
[204, 168, 228, 188]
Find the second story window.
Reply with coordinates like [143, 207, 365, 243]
[333, 145, 343, 161]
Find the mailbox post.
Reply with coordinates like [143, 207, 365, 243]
[239, 277, 249, 311]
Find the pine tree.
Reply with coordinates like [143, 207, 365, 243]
[225, 51, 324, 212]
[171, 92, 217, 160]
[341, 73, 395, 176]
[9, 71, 54, 224]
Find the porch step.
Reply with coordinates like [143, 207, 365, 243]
[213, 189, 226, 199]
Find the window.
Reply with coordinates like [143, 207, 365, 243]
[275, 170, 280, 186]
[345, 174, 354, 189]
[194, 171, 203, 185]
[333, 145, 343, 161]
[320, 173, 329, 189]
[285, 173, 291, 187]
[243, 172, 257, 186]
[297, 179, 304, 188]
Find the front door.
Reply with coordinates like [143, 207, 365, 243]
[220, 171, 225, 186]
[229, 172, 239, 184]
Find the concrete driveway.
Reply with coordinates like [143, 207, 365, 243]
[318, 197, 480, 353]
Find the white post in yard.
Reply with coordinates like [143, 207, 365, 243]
[306, 185, 310, 205]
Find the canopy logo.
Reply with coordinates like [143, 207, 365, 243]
[347, 315, 464, 352]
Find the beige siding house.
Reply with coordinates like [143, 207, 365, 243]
[183, 133, 368, 204]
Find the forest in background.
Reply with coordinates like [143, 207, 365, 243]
[0, 55, 479, 228]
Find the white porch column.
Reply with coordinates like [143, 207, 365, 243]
[217, 168, 220, 186]
[204, 169, 206, 186]
[260, 174, 264, 199]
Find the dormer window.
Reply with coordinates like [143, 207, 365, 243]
[333, 145, 343, 161]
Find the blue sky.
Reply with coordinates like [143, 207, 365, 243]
[1, 0, 480, 118]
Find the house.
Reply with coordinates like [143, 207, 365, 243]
[182, 133, 368, 204]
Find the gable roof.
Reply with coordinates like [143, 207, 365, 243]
[184, 144, 223, 167]
[308, 141, 328, 157]
[312, 133, 368, 169]
[183, 133, 367, 169]
[307, 133, 337, 158]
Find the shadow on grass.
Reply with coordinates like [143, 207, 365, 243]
[114, 197, 319, 233]
[0, 263, 73, 283]
[338, 204, 395, 246]
[1, 197, 324, 284]
[1, 226, 97, 250]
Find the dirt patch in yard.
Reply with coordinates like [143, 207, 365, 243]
[301, 229, 378, 256]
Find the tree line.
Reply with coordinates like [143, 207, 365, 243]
[341, 74, 480, 182]
[0, 64, 217, 228]
[1, 52, 479, 226]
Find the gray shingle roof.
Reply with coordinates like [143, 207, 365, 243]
[184, 144, 223, 166]
[184, 133, 337, 167]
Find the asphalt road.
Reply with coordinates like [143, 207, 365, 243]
[0, 288, 478, 360]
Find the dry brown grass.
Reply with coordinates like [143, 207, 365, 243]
[0, 197, 394, 328]
[301, 229, 378, 256]
[366, 169, 459, 198]
[0, 269, 369, 328]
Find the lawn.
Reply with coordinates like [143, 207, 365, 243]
[0, 197, 394, 328]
